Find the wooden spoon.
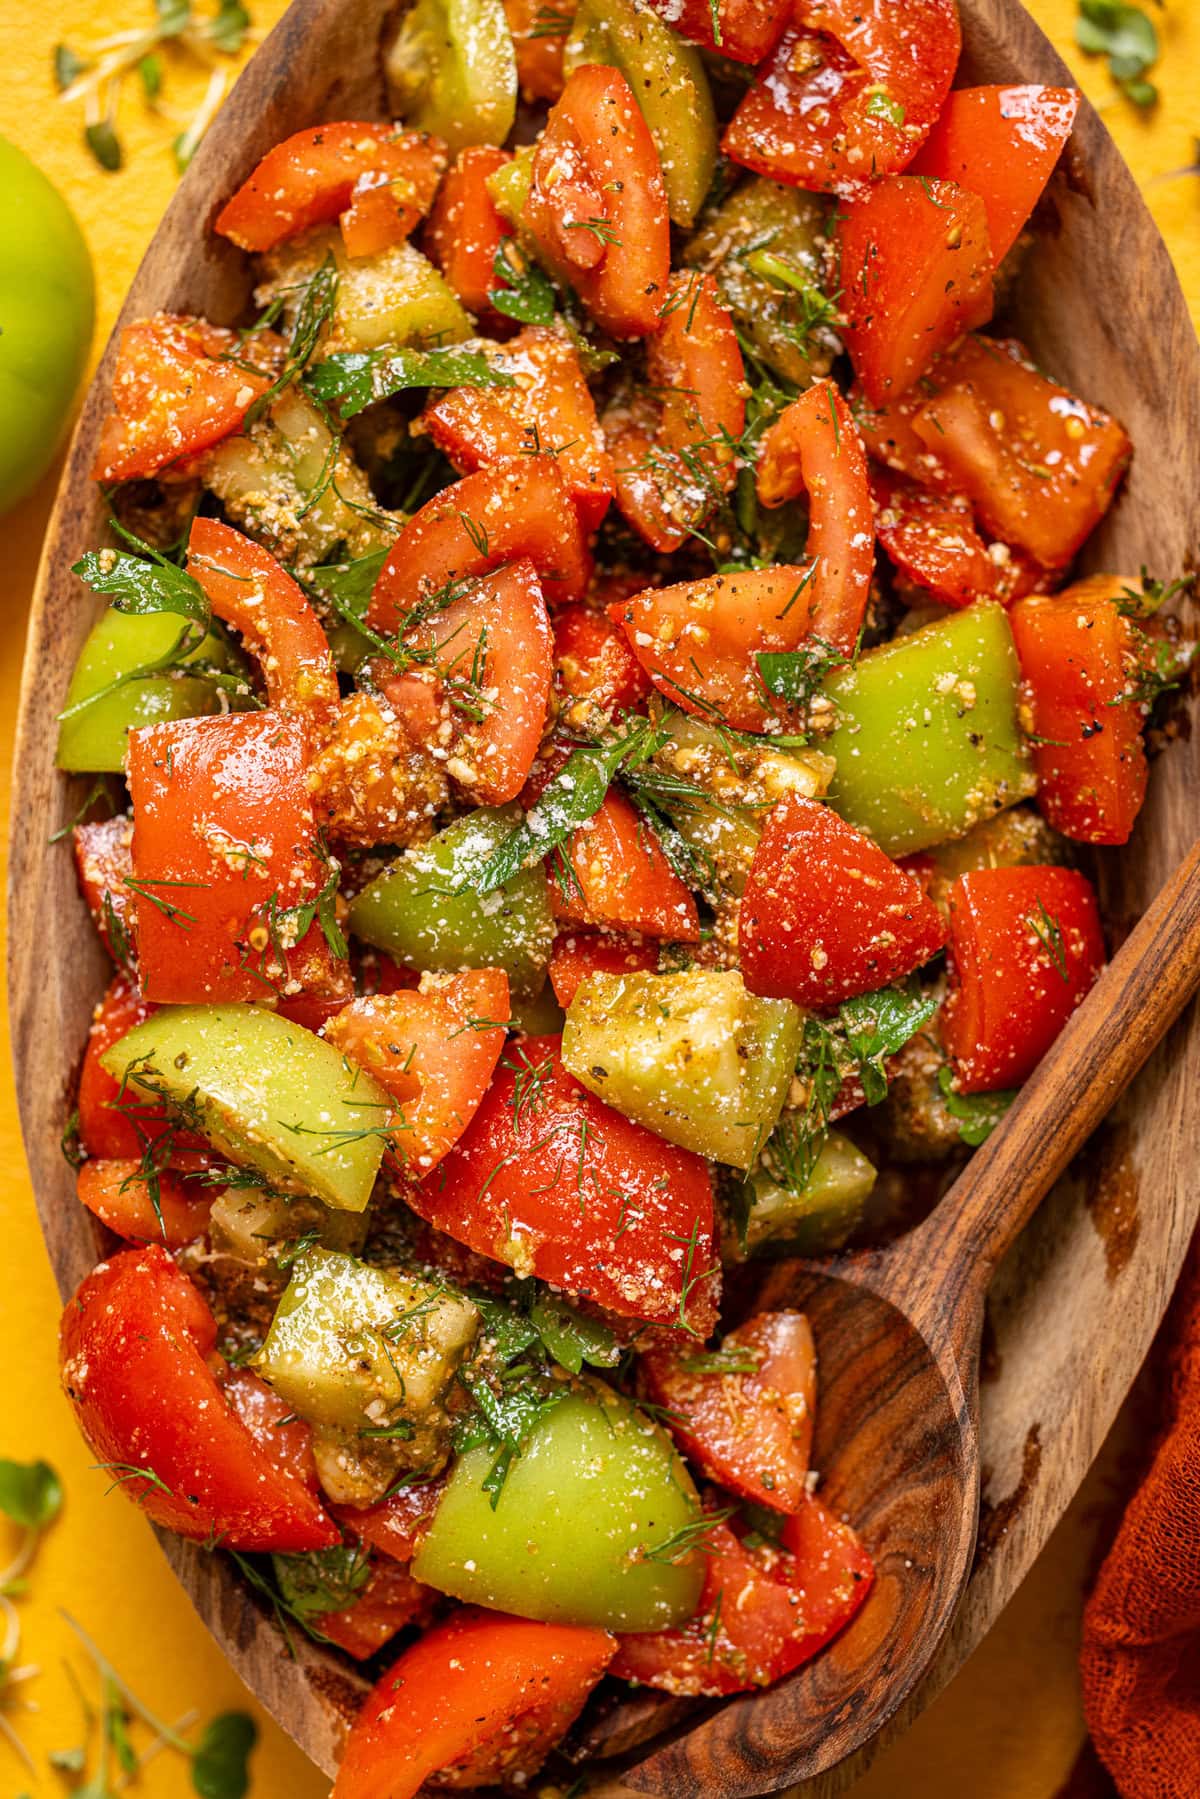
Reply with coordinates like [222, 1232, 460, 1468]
[609, 838, 1200, 1797]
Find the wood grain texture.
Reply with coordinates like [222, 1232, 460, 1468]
[8, 0, 1200, 1791]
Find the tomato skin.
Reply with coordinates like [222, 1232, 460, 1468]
[942, 864, 1106, 1092]
[610, 1497, 874, 1696]
[549, 930, 658, 1009]
[368, 458, 591, 631]
[419, 326, 614, 530]
[315, 1560, 438, 1661]
[611, 566, 816, 733]
[723, 0, 961, 192]
[607, 271, 745, 554]
[757, 381, 873, 656]
[214, 122, 447, 254]
[553, 603, 652, 728]
[220, 1365, 323, 1496]
[503, 0, 572, 99]
[640, 1312, 816, 1512]
[740, 794, 946, 1009]
[526, 65, 671, 340]
[92, 314, 272, 483]
[837, 177, 994, 406]
[324, 969, 510, 1175]
[909, 342, 1131, 572]
[59, 1246, 339, 1552]
[127, 711, 350, 1006]
[424, 145, 513, 324]
[331, 1477, 449, 1563]
[331, 1608, 615, 1799]
[644, 0, 786, 64]
[1010, 580, 1148, 845]
[75, 1160, 212, 1249]
[410, 1036, 719, 1331]
[910, 85, 1079, 265]
[186, 517, 340, 735]
[379, 559, 553, 806]
[550, 788, 701, 942]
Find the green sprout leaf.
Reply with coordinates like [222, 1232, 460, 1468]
[0, 1458, 63, 1531]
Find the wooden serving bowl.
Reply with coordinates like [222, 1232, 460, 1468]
[10, 0, 1200, 1791]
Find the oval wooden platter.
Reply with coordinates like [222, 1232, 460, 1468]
[9, 0, 1200, 1791]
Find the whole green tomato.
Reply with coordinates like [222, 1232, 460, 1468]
[0, 136, 94, 513]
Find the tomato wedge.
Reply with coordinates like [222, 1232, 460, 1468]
[610, 1497, 874, 1696]
[607, 271, 745, 553]
[221, 1365, 324, 1496]
[837, 176, 994, 406]
[503, 0, 572, 101]
[908, 340, 1132, 571]
[424, 145, 514, 325]
[941, 864, 1106, 1092]
[325, 968, 511, 1175]
[910, 85, 1079, 265]
[645, 0, 787, 64]
[332, 1609, 615, 1799]
[640, 1311, 817, 1512]
[611, 566, 817, 732]
[92, 314, 272, 483]
[551, 788, 701, 942]
[315, 1561, 437, 1661]
[410, 1036, 719, 1331]
[525, 65, 670, 340]
[60, 1246, 339, 1552]
[723, 0, 961, 192]
[378, 559, 553, 806]
[1010, 579, 1148, 844]
[553, 603, 652, 730]
[871, 469, 1039, 608]
[419, 326, 614, 530]
[549, 930, 659, 1009]
[332, 1476, 449, 1564]
[214, 121, 447, 255]
[757, 380, 873, 655]
[186, 517, 340, 735]
[740, 794, 946, 1009]
[368, 458, 591, 631]
[75, 1160, 212, 1249]
[127, 711, 350, 1005]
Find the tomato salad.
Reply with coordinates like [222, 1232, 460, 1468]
[53, 0, 1189, 1790]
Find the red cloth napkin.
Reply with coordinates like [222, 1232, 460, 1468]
[1081, 1232, 1200, 1795]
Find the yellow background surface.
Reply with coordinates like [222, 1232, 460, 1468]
[0, 3, 1196, 1793]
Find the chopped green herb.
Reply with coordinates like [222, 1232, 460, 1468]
[306, 346, 516, 418]
[937, 1066, 1016, 1146]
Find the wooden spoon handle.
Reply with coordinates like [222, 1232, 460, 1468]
[894, 837, 1200, 1336]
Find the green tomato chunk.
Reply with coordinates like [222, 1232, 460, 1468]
[56, 607, 248, 773]
[259, 231, 471, 355]
[822, 603, 1036, 857]
[0, 136, 94, 513]
[413, 1384, 704, 1631]
[385, 0, 518, 152]
[684, 177, 835, 388]
[258, 1248, 479, 1433]
[563, 968, 802, 1170]
[565, 0, 716, 228]
[100, 1005, 391, 1212]
[731, 1131, 877, 1258]
[348, 806, 554, 997]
